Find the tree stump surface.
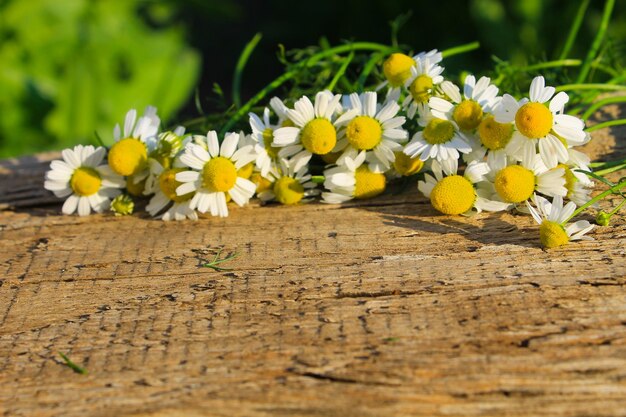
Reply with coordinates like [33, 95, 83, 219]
[1, 110, 626, 417]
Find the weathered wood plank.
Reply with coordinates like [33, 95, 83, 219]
[1, 114, 626, 417]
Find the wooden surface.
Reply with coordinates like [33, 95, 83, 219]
[1, 113, 626, 417]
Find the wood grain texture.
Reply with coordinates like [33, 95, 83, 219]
[1, 112, 625, 417]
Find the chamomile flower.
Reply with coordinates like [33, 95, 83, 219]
[402, 54, 445, 119]
[494, 76, 587, 168]
[249, 107, 308, 177]
[175, 131, 257, 217]
[390, 149, 425, 177]
[463, 114, 515, 163]
[403, 107, 472, 162]
[322, 151, 387, 204]
[381, 50, 442, 92]
[145, 159, 197, 221]
[430, 75, 499, 131]
[417, 158, 496, 215]
[482, 152, 566, 207]
[334, 92, 408, 173]
[108, 106, 161, 177]
[44, 145, 124, 216]
[257, 154, 318, 205]
[526, 194, 594, 248]
[272, 91, 348, 158]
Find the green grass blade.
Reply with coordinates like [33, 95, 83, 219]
[558, 0, 591, 60]
[232, 32, 263, 108]
[576, 0, 615, 83]
[58, 352, 88, 375]
[585, 119, 626, 133]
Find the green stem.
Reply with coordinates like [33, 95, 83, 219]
[558, 0, 591, 60]
[518, 59, 581, 72]
[594, 163, 626, 176]
[608, 198, 626, 215]
[219, 42, 395, 136]
[326, 51, 354, 92]
[585, 119, 626, 132]
[582, 96, 626, 120]
[311, 175, 325, 184]
[356, 51, 386, 92]
[556, 83, 626, 92]
[232, 32, 263, 108]
[567, 178, 626, 222]
[576, 0, 615, 83]
[441, 41, 480, 58]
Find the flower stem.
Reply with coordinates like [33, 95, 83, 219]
[219, 42, 396, 136]
[556, 83, 626, 92]
[582, 96, 626, 120]
[567, 178, 626, 222]
[441, 41, 480, 58]
[585, 119, 626, 133]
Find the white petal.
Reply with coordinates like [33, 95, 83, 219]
[62, 195, 79, 215]
[206, 131, 220, 157]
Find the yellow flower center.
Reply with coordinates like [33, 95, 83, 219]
[423, 118, 455, 145]
[70, 167, 101, 196]
[453, 100, 483, 131]
[382, 53, 415, 87]
[250, 173, 273, 193]
[202, 156, 238, 192]
[515, 102, 553, 139]
[107, 138, 148, 176]
[494, 165, 535, 203]
[554, 163, 577, 195]
[477, 115, 514, 150]
[300, 118, 336, 155]
[393, 151, 424, 176]
[262, 128, 280, 158]
[273, 177, 305, 205]
[125, 176, 146, 196]
[430, 175, 475, 215]
[160, 168, 193, 202]
[237, 163, 254, 179]
[345, 116, 382, 150]
[539, 220, 569, 249]
[409, 74, 433, 104]
[354, 165, 386, 199]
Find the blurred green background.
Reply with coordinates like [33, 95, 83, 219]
[0, 0, 624, 157]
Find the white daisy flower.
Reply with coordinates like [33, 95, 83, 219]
[322, 151, 387, 204]
[334, 91, 408, 173]
[145, 159, 198, 221]
[403, 107, 472, 162]
[108, 106, 161, 177]
[430, 75, 500, 131]
[249, 107, 309, 177]
[552, 149, 594, 206]
[494, 76, 587, 168]
[380, 49, 442, 95]
[417, 158, 496, 214]
[272, 91, 348, 159]
[401, 54, 445, 119]
[44, 145, 124, 216]
[175, 131, 258, 217]
[482, 151, 567, 207]
[526, 194, 594, 248]
[257, 154, 319, 205]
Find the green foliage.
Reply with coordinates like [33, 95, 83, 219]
[0, 0, 200, 157]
